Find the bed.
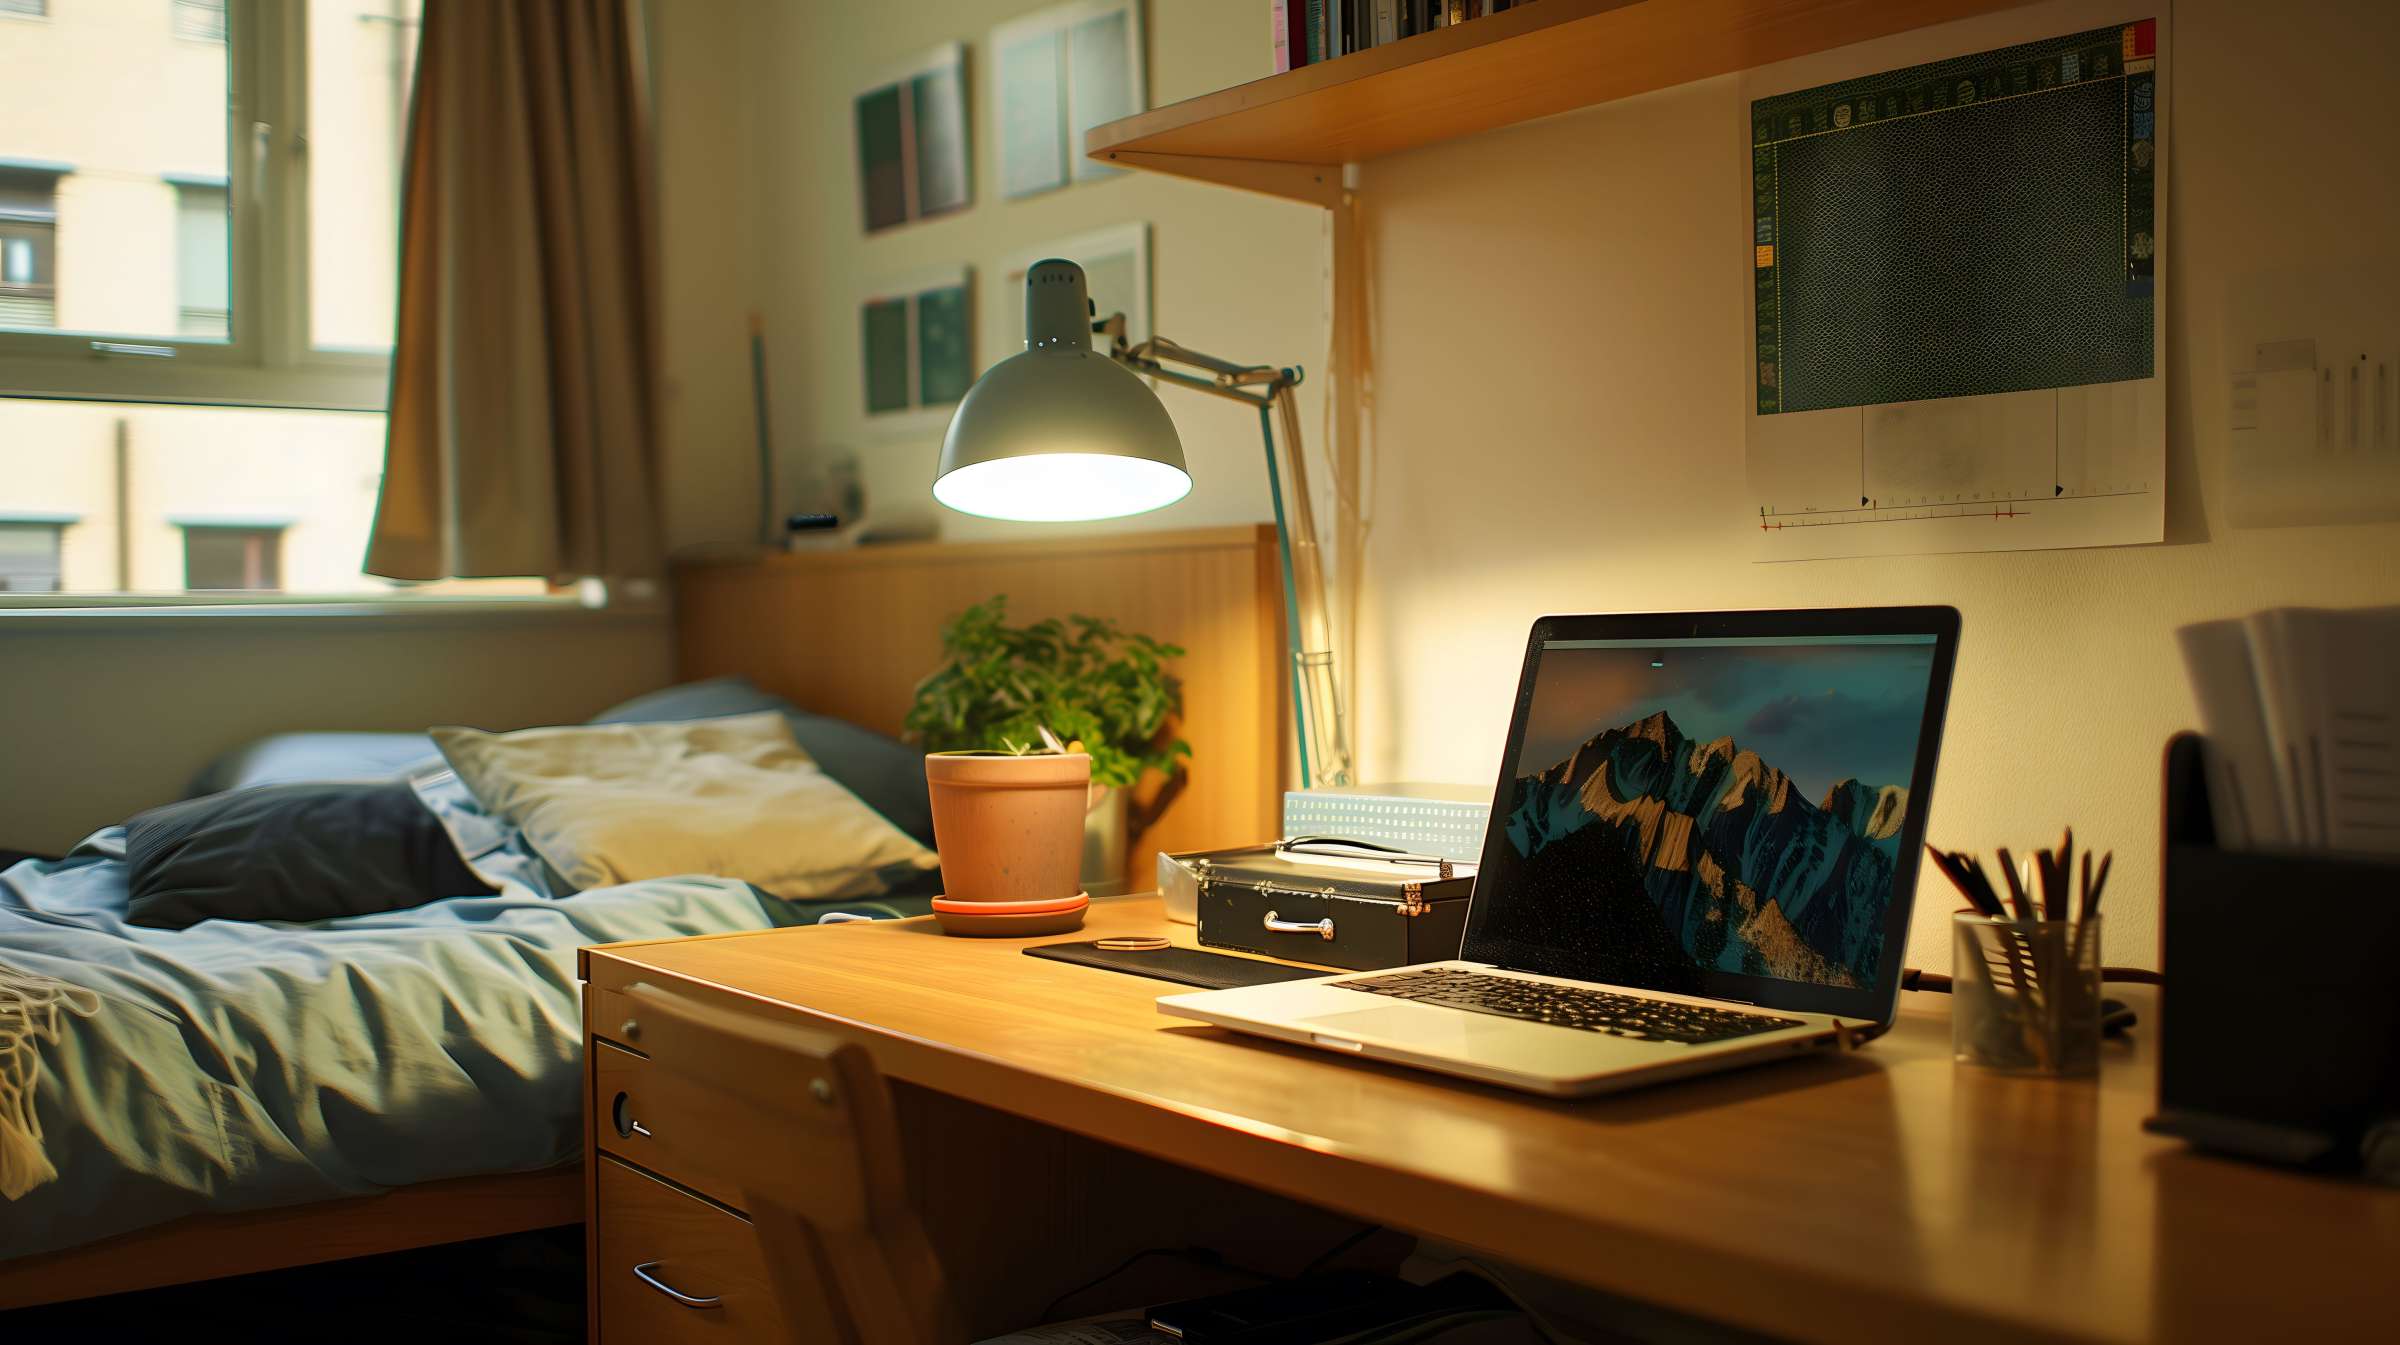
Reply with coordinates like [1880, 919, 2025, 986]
[0, 685, 938, 1310]
[0, 524, 1286, 1312]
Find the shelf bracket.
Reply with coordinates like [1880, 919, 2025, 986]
[1090, 151, 1342, 209]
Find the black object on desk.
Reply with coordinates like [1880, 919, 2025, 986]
[1189, 839, 1474, 972]
[1026, 939, 1328, 991]
[2145, 732, 2400, 1181]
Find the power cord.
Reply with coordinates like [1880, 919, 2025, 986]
[1297, 1223, 1386, 1279]
[1033, 1223, 1387, 1329]
[1900, 966, 2154, 1036]
[1899, 965, 2162, 992]
[1034, 1246, 1266, 1326]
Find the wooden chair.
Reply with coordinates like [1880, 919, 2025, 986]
[619, 981, 963, 1345]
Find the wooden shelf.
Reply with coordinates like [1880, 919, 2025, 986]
[1085, 0, 2036, 204]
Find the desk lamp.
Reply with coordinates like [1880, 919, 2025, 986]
[934, 259, 1352, 789]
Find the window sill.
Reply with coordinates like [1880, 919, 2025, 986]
[0, 593, 669, 630]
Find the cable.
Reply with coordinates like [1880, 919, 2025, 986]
[1902, 965, 2163, 990]
[1036, 1224, 1388, 1328]
[1298, 1223, 1385, 1279]
[1035, 1246, 1265, 1326]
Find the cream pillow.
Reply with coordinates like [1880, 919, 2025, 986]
[431, 712, 937, 900]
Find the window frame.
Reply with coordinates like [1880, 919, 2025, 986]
[0, 0, 392, 411]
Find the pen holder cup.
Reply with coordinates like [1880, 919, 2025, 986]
[1952, 914, 2103, 1077]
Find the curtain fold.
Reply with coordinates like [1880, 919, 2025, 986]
[366, 0, 662, 584]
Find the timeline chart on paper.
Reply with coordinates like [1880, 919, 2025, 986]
[1744, 17, 2165, 559]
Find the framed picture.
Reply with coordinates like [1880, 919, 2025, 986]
[991, 0, 1145, 200]
[862, 266, 975, 428]
[998, 223, 1150, 361]
[855, 43, 971, 234]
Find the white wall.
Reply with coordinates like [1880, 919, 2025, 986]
[1355, 0, 2400, 972]
[0, 612, 674, 854]
[652, 0, 2400, 975]
[650, 0, 1321, 554]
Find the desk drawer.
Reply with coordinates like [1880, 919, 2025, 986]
[592, 1038, 746, 1211]
[595, 1155, 781, 1345]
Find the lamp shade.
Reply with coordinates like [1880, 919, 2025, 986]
[932, 259, 1191, 522]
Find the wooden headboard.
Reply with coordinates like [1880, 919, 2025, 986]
[673, 525, 1288, 888]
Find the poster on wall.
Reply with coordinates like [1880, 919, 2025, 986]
[991, 0, 1145, 199]
[855, 43, 971, 234]
[862, 266, 974, 430]
[998, 223, 1150, 360]
[1742, 5, 2167, 559]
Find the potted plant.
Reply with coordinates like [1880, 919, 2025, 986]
[906, 598, 1189, 895]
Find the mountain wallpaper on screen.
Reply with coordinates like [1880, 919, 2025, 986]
[1482, 710, 1906, 993]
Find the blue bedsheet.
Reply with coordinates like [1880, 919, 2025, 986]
[0, 830, 778, 1261]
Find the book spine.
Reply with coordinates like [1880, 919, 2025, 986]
[1375, 2, 1396, 45]
[1272, 0, 1290, 72]
[1447, 0, 1467, 26]
[1288, 0, 1310, 67]
[1305, 0, 1326, 64]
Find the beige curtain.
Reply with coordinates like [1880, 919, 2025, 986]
[366, 0, 662, 583]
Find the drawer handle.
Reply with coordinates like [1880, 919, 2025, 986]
[1264, 909, 1334, 940]
[632, 1261, 722, 1309]
[610, 1091, 652, 1140]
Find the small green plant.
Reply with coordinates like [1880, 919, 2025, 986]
[904, 597, 1190, 789]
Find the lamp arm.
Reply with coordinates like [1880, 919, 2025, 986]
[1096, 314, 1354, 789]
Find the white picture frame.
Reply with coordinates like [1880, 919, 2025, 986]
[990, 0, 1146, 200]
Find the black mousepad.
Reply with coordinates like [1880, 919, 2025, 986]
[1025, 939, 1329, 991]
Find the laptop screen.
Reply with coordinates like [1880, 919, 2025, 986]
[1464, 624, 1950, 1013]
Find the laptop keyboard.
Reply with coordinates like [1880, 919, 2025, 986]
[1338, 968, 1807, 1045]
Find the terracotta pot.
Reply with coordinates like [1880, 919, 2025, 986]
[923, 751, 1092, 902]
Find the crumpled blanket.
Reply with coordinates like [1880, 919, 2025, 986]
[0, 964, 98, 1199]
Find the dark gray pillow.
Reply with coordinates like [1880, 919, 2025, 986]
[125, 782, 495, 929]
[587, 677, 934, 849]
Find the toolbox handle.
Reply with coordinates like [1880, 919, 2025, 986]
[1263, 909, 1336, 940]
[1279, 836, 1455, 879]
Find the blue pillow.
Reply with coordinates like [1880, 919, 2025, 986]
[585, 677, 934, 850]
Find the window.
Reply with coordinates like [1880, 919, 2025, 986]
[0, 0, 417, 407]
[0, 168, 58, 329]
[172, 178, 230, 339]
[0, 519, 68, 593]
[0, 2, 515, 602]
[173, 0, 226, 44]
[181, 522, 285, 591]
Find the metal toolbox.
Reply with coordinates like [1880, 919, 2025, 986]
[1189, 838, 1475, 972]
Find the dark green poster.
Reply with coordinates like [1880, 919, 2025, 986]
[915, 284, 971, 406]
[1751, 20, 2158, 416]
[854, 86, 907, 234]
[862, 297, 909, 414]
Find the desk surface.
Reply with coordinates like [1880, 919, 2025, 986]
[582, 896, 2398, 1345]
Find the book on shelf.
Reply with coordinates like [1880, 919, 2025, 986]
[1283, 0, 1518, 65]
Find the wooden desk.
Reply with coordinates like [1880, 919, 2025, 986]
[580, 896, 2399, 1344]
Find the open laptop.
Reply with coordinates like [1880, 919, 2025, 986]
[1160, 607, 1961, 1096]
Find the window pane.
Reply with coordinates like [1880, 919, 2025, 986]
[0, 0, 230, 341]
[0, 398, 543, 597]
[309, 0, 421, 351]
[0, 522, 65, 592]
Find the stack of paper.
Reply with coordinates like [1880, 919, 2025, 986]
[2177, 607, 2400, 853]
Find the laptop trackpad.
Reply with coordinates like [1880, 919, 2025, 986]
[1301, 1004, 1522, 1050]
